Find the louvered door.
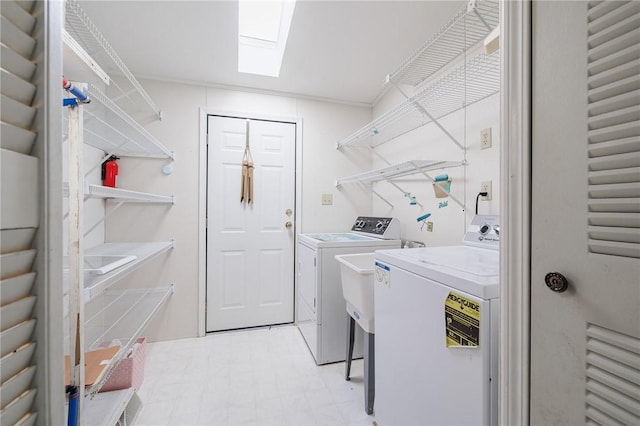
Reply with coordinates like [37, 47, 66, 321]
[531, 1, 639, 424]
[1, 1, 64, 425]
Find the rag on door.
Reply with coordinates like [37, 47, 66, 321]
[241, 120, 254, 203]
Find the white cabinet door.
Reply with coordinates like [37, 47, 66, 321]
[531, 2, 640, 424]
[206, 115, 296, 332]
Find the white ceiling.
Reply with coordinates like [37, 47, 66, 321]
[78, 0, 464, 105]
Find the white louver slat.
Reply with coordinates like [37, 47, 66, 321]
[587, 0, 640, 259]
[586, 323, 640, 425]
[0, 0, 40, 423]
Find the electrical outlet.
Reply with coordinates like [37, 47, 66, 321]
[480, 180, 492, 200]
[426, 221, 434, 232]
[321, 193, 333, 205]
[480, 128, 492, 150]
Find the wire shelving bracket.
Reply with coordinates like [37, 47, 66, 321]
[337, 51, 500, 149]
[386, 0, 499, 88]
[82, 85, 174, 159]
[336, 160, 466, 210]
[64, 0, 162, 120]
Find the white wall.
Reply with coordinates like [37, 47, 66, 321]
[369, 79, 500, 246]
[105, 79, 371, 341]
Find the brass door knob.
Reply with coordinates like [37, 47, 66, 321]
[285, 221, 293, 229]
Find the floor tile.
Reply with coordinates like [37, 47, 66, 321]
[138, 325, 377, 426]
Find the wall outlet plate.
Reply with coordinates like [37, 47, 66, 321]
[480, 180, 492, 200]
[480, 128, 492, 150]
[321, 193, 333, 205]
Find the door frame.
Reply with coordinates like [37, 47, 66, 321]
[500, 1, 531, 425]
[197, 108, 303, 336]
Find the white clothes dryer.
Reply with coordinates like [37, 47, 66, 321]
[374, 215, 500, 425]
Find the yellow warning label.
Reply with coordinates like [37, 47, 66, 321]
[445, 292, 480, 348]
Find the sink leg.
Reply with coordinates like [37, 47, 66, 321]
[364, 331, 375, 415]
[345, 314, 355, 381]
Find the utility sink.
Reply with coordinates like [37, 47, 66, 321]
[335, 253, 376, 333]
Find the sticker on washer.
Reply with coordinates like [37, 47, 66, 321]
[445, 292, 480, 348]
[375, 262, 390, 288]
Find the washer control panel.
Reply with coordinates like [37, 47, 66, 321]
[351, 217, 400, 240]
[463, 215, 500, 250]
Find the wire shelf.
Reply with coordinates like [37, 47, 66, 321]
[85, 388, 135, 426]
[65, 84, 174, 158]
[63, 182, 174, 204]
[64, 0, 162, 120]
[337, 51, 500, 148]
[336, 160, 465, 186]
[84, 285, 174, 394]
[81, 242, 175, 301]
[388, 0, 499, 87]
[87, 184, 175, 204]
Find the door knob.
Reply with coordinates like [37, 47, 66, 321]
[545, 272, 569, 293]
[285, 221, 293, 229]
[285, 209, 293, 217]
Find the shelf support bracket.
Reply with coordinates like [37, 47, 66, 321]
[417, 109, 465, 150]
[84, 141, 129, 178]
[468, 0, 492, 31]
[369, 146, 393, 166]
[83, 201, 125, 238]
[388, 73, 465, 151]
[386, 180, 424, 209]
[388, 79, 412, 100]
[372, 189, 394, 208]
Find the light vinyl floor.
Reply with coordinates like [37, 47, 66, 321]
[136, 325, 376, 426]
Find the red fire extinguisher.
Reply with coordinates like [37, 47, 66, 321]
[101, 156, 119, 187]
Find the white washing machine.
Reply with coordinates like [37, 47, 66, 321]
[374, 215, 500, 425]
[297, 217, 401, 365]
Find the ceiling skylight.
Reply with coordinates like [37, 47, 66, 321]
[238, 0, 297, 77]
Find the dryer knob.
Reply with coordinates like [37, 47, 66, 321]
[479, 224, 490, 235]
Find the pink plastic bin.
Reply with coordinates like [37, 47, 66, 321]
[101, 337, 145, 392]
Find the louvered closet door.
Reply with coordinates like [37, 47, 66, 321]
[0, 1, 40, 424]
[531, 1, 640, 424]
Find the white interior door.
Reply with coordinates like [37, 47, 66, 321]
[531, 1, 640, 424]
[206, 115, 296, 332]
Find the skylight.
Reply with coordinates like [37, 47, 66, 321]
[238, 0, 297, 77]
